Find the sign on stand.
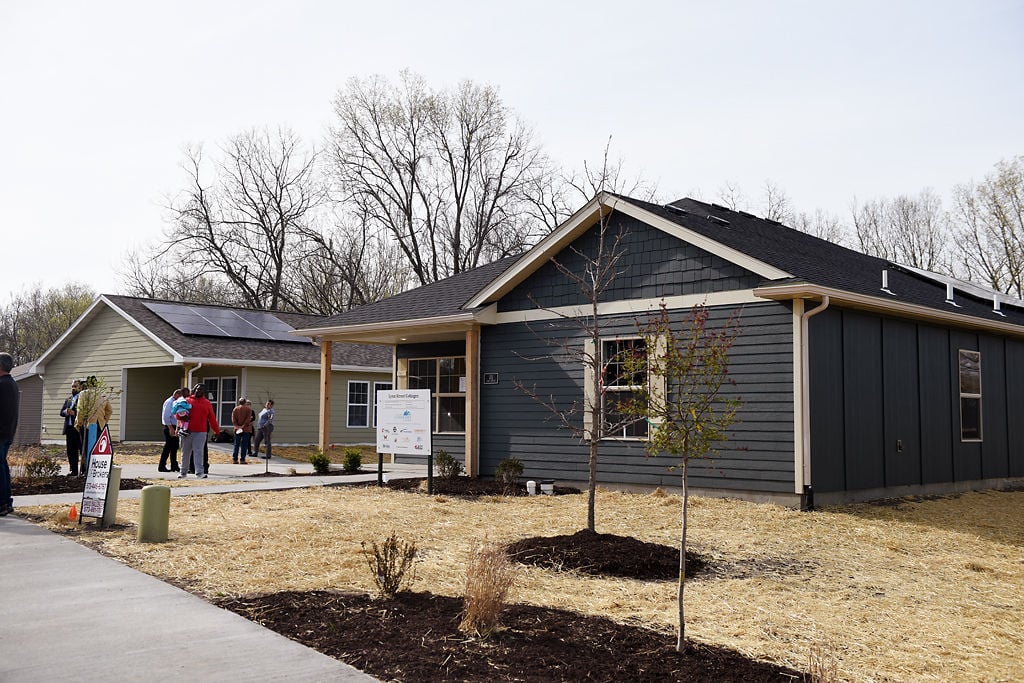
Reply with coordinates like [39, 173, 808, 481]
[81, 425, 115, 522]
[376, 389, 432, 490]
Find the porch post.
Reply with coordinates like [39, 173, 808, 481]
[319, 339, 332, 452]
[465, 326, 480, 478]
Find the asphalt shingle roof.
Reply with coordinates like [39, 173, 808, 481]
[103, 295, 392, 367]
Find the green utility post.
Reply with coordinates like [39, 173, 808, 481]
[138, 485, 171, 542]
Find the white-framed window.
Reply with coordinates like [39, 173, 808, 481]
[201, 376, 238, 428]
[373, 381, 392, 427]
[347, 380, 370, 428]
[958, 349, 982, 441]
[601, 337, 648, 439]
[407, 356, 466, 433]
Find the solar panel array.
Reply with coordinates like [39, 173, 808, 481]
[143, 302, 306, 342]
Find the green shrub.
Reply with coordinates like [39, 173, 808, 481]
[361, 532, 418, 598]
[495, 458, 524, 486]
[309, 450, 331, 474]
[435, 450, 463, 480]
[25, 453, 61, 479]
[342, 448, 362, 473]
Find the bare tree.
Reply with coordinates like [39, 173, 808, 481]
[852, 190, 950, 271]
[951, 156, 1024, 297]
[0, 283, 95, 364]
[790, 208, 849, 246]
[329, 71, 554, 286]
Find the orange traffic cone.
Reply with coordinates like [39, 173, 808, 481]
[69, 504, 78, 521]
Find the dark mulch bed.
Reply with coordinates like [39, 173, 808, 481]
[506, 529, 704, 581]
[12, 476, 149, 496]
[359, 476, 580, 497]
[217, 590, 799, 682]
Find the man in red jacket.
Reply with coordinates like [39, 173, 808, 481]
[178, 382, 220, 479]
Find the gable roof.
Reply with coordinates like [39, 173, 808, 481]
[297, 191, 1024, 341]
[34, 295, 392, 371]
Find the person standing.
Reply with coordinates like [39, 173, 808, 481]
[159, 388, 182, 472]
[179, 383, 219, 479]
[0, 352, 20, 516]
[253, 399, 275, 459]
[230, 397, 253, 464]
[245, 400, 256, 460]
[60, 380, 82, 476]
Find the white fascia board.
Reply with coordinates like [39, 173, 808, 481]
[295, 306, 497, 342]
[465, 195, 607, 308]
[180, 357, 391, 373]
[755, 283, 1024, 338]
[494, 290, 763, 324]
[609, 198, 792, 280]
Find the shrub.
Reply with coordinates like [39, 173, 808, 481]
[342, 448, 362, 473]
[495, 458, 524, 486]
[25, 452, 61, 479]
[361, 532, 418, 598]
[435, 450, 463, 480]
[459, 543, 517, 637]
[309, 450, 331, 474]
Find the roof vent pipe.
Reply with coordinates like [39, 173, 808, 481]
[994, 294, 1006, 317]
[945, 283, 961, 308]
[880, 269, 896, 296]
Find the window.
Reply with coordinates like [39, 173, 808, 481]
[959, 349, 982, 441]
[347, 381, 370, 428]
[201, 376, 238, 428]
[602, 338, 648, 438]
[407, 357, 466, 432]
[373, 381, 392, 427]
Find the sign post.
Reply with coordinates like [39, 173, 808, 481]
[81, 425, 116, 526]
[375, 389, 432, 492]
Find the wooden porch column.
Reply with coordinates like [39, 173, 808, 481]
[465, 326, 480, 478]
[318, 339, 332, 452]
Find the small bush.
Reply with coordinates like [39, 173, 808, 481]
[342, 448, 362, 473]
[459, 543, 517, 637]
[495, 458, 524, 486]
[361, 532, 418, 598]
[309, 450, 331, 474]
[25, 452, 61, 479]
[435, 450, 463, 480]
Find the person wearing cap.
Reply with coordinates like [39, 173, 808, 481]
[179, 383, 219, 479]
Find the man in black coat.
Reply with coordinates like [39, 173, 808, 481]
[0, 352, 20, 515]
[60, 379, 83, 476]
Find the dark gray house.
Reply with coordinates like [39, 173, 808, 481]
[297, 192, 1024, 505]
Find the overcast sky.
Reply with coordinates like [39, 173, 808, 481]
[2, 1, 1022, 298]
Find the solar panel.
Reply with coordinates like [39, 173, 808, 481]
[142, 302, 306, 343]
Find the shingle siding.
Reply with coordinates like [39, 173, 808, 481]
[499, 214, 762, 312]
[478, 302, 795, 492]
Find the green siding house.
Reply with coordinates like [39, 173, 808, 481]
[27, 295, 392, 445]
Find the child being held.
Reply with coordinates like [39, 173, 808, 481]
[171, 389, 192, 436]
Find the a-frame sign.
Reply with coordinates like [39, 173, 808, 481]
[81, 425, 115, 523]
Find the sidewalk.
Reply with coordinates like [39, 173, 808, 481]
[0, 454, 427, 682]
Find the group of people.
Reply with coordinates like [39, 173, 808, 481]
[159, 387, 275, 476]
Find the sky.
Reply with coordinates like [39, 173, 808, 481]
[2, 0, 1022, 298]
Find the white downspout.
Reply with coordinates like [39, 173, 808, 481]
[187, 363, 204, 388]
[799, 296, 829, 507]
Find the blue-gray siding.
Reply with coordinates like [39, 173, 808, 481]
[499, 214, 762, 312]
[479, 302, 796, 492]
[808, 307, 1024, 492]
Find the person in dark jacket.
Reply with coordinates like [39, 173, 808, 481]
[0, 352, 20, 515]
[60, 379, 83, 476]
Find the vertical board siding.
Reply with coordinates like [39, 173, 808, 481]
[810, 308, 1019, 494]
[499, 214, 762, 313]
[478, 301, 795, 492]
[42, 306, 173, 441]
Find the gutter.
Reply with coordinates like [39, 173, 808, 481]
[798, 296, 829, 511]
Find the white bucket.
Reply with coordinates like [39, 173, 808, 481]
[540, 481, 554, 495]
[526, 480, 537, 495]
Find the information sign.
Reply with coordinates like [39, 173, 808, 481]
[376, 389, 432, 456]
[81, 425, 115, 519]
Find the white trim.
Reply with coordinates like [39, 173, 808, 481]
[755, 283, 1024, 339]
[346, 379, 371, 428]
[177, 357, 391, 373]
[465, 193, 791, 308]
[120, 366, 128, 442]
[295, 306, 496, 342]
[494, 290, 762, 325]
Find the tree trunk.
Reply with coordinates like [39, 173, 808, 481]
[677, 461, 688, 653]
[587, 439, 598, 532]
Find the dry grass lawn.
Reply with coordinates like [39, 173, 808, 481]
[21, 485, 1024, 682]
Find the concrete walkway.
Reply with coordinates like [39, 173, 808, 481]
[0, 453, 428, 682]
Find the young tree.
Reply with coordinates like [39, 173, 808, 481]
[620, 302, 741, 653]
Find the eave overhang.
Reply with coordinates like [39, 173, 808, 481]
[293, 305, 498, 346]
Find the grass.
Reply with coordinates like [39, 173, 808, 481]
[17, 484, 1024, 682]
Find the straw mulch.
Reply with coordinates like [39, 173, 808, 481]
[18, 486, 1024, 682]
